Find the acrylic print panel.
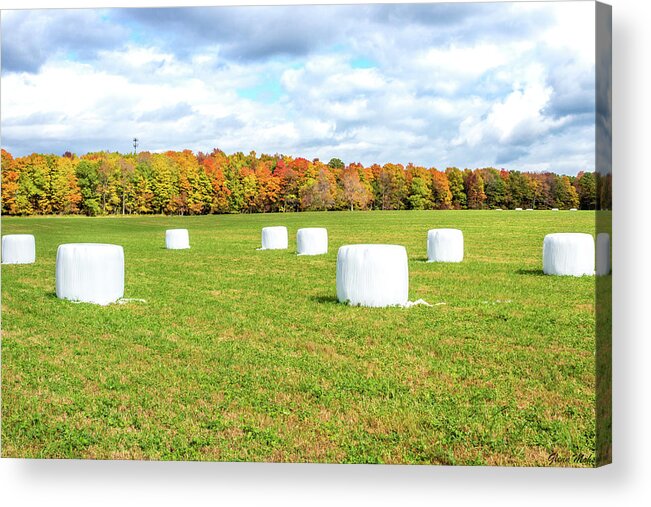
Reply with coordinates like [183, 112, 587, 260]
[0, 1, 611, 467]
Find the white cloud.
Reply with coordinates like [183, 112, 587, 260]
[453, 64, 570, 148]
[544, 1, 596, 65]
[417, 44, 507, 78]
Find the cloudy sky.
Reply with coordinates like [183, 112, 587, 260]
[1, 1, 596, 174]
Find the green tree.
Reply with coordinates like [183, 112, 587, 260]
[481, 168, 506, 209]
[241, 169, 259, 213]
[327, 157, 345, 170]
[51, 156, 81, 214]
[445, 167, 466, 209]
[574, 171, 597, 209]
[407, 177, 430, 210]
[551, 175, 580, 209]
[507, 171, 533, 208]
[1, 149, 21, 215]
[133, 168, 154, 214]
[17, 154, 51, 214]
[75, 160, 101, 216]
[150, 154, 177, 214]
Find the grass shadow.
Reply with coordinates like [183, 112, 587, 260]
[309, 295, 340, 305]
[516, 268, 546, 276]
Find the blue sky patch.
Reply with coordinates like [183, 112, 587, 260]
[236, 77, 283, 104]
[351, 57, 376, 69]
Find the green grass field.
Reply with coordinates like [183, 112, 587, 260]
[1, 211, 598, 465]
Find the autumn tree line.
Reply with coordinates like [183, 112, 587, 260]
[0, 148, 610, 216]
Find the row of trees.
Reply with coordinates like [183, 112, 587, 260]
[1, 148, 610, 216]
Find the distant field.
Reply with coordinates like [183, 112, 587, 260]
[1, 210, 597, 465]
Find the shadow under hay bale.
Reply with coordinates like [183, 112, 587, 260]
[310, 295, 341, 305]
[515, 268, 546, 276]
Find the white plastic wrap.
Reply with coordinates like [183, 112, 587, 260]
[166, 229, 190, 249]
[261, 226, 288, 250]
[542, 233, 594, 276]
[56, 243, 124, 305]
[1, 234, 36, 264]
[551, 208, 559, 211]
[596, 232, 611, 276]
[570, 208, 578, 211]
[526, 208, 534, 211]
[427, 229, 464, 263]
[494, 208, 502, 211]
[515, 208, 523, 211]
[296, 228, 328, 255]
[336, 244, 408, 307]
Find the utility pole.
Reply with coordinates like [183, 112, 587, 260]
[133, 137, 139, 154]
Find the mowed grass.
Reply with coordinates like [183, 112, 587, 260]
[1, 211, 597, 466]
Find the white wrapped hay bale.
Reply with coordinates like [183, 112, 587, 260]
[494, 208, 502, 211]
[296, 228, 328, 255]
[427, 229, 464, 263]
[570, 208, 578, 211]
[336, 244, 408, 307]
[596, 232, 611, 276]
[542, 233, 595, 276]
[56, 243, 124, 305]
[551, 208, 559, 211]
[526, 208, 534, 211]
[166, 229, 190, 249]
[2, 234, 36, 264]
[261, 226, 288, 250]
[515, 208, 523, 211]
